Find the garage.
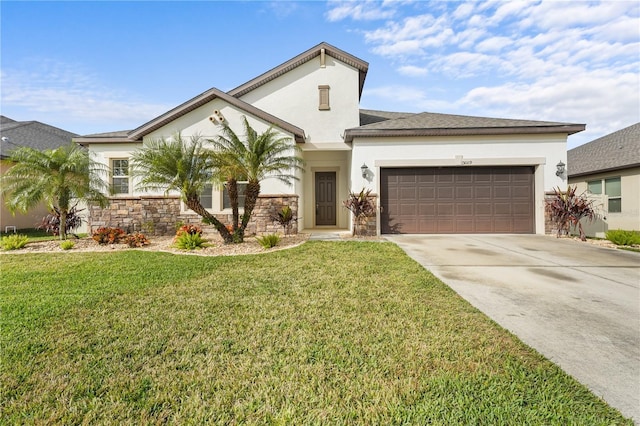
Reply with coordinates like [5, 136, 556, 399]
[380, 166, 535, 234]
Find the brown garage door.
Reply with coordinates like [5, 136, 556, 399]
[380, 167, 534, 234]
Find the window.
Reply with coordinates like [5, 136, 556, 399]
[587, 180, 602, 194]
[587, 177, 621, 213]
[200, 184, 213, 209]
[318, 85, 330, 110]
[111, 159, 129, 194]
[223, 182, 247, 209]
[605, 177, 621, 213]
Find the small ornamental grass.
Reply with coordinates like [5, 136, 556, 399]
[605, 229, 640, 246]
[60, 240, 75, 250]
[256, 233, 280, 249]
[1, 234, 28, 251]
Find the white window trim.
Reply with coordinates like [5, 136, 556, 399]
[110, 158, 131, 196]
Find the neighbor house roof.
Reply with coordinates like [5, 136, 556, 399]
[344, 111, 585, 142]
[75, 88, 306, 145]
[0, 116, 78, 159]
[568, 122, 640, 178]
[228, 42, 369, 100]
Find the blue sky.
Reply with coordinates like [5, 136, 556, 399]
[1, 1, 638, 148]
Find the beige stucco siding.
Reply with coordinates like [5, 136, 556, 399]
[87, 100, 302, 217]
[569, 167, 640, 237]
[0, 161, 51, 230]
[238, 57, 361, 143]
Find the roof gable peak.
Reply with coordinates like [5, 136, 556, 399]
[228, 42, 369, 100]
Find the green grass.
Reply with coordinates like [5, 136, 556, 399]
[0, 242, 631, 424]
[0, 228, 87, 243]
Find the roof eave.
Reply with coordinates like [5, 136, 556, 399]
[74, 137, 139, 146]
[94, 87, 305, 144]
[344, 124, 586, 143]
[568, 163, 640, 178]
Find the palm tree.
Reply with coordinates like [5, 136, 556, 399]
[1, 143, 109, 240]
[129, 133, 234, 243]
[209, 116, 304, 242]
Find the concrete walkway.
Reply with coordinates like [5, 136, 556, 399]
[386, 234, 640, 423]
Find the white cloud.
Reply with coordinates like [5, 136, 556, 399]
[325, 0, 397, 21]
[397, 65, 428, 77]
[351, 0, 639, 147]
[1, 60, 171, 133]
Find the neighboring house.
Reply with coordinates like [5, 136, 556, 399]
[75, 42, 584, 236]
[1, 116, 78, 231]
[568, 123, 640, 237]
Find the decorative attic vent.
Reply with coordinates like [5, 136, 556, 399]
[320, 48, 326, 68]
[318, 85, 330, 110]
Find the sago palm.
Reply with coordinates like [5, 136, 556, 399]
[1, 143, 109, 240]
[209, 116, 304, 242]
[129, 133, 234, 243]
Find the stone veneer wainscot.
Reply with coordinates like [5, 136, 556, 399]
[89, 195, 299, 236]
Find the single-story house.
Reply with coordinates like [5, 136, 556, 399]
[568, 122, 640, 237]
[1, 115, 79, 231]
[75, 42, 585, 236]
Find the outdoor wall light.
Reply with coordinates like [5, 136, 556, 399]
[361, 163, 369, 178]
[556, 161, 565, 177]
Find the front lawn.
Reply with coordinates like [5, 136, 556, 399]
[0, 242, 631, 424]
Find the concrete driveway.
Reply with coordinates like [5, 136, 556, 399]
[386, 234, 640, 423]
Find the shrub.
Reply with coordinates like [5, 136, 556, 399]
[176, 224, 202, 237]
[174, 232, 209, 250]
[1, 234, 29, 251]
[37, 206, 84, 237]
[60, 240, 75, 250]
[92, 227, 126, 245]
[605, 230, 640, 246]
[545, 186, 597, 241]
[256, 233, 280, 249]
[124, 232, 150, 248]
[271, 206, 297, 235]
[343, 188, 376, 236]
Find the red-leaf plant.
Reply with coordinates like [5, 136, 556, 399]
[545, 186, 598, 241]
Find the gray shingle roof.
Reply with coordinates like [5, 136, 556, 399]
[567, 122, 640, 177]
[345, 111, 584, 142]
[359, 109, 414, 126]
[0, 116, 78, 158]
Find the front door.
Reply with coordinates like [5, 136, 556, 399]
[315, 172, 336, 226]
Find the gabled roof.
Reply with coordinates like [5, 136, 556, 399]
[568, 122, 640, 178]
[345, 111, 585, 142]
[228, 42, 369, 100]
[1, 116, 78, 158]
[75, 88, 306, 145]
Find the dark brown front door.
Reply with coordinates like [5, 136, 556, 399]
[380, 167, 534, 234]
[315, 172, 336, 226]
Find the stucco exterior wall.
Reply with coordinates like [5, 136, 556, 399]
[0, 161, 52, 231]
[569, 167, 640, 237]
[238, 57, 361, 143]
[351, 133, 569, 235]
